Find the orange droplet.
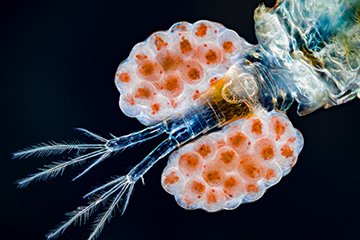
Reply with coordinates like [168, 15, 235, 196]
[160, 73, 185, 98]
[223, 41, 236, 53]
[239, 156, 263, 179]
[251, 119, 263, 135]
[246, 184, 259, 193]
[178, 152, 202, 177]
[192, 180, 206, 193]
[205, 49, 217, 64]
[188, 68, 200, 80]
[275, 120, 286, 138]
[134, 88, 151, 99]
[180, 36, 192, 54]
[202, 160, 225, 186]
[265, 169, 276, 180]
[229, 132, 246, 147]
[155, 50, 182, 72]
[151, 103, 160, 114]
[164, 77, 179, 91]
[154, 35, 168, 51]
[198, 144, 211, 157]
[195, 42, 222, 67]
[281, 145, 294, 158]
[204, 171, 221, 183]
[261, 146, 274, 160]
[207, 192, 217, 204]
[164, 172, 179, 187]
[119, 72, 131, 83]
[195, 23, 207, 37]
[140, 62, 154, 76]
[179, 60, 204, 84]
[224, 177, 237, 188]
[220, 150, 235, 164]
[136, 54, 148, 61]
[137, 60, 163, 82]
[176, 25, 187, 31]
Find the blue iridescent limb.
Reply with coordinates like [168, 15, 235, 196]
[45, 137, 178, 240]
[14, 124, 165, 158]
[45, 101, 223, 240]
[71, 123, 168, 181]
[13, 98, 222, 186]
[13, 122, 167, 186]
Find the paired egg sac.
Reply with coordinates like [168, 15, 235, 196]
[161, 111, 304, 212]
[115, 20, 244, 125]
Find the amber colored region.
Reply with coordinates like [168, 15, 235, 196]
[135, 88, 151, 99]
[229, 132, 246, 147]
[220, 150, 235, 164]
[261, 146, 274, 160]
[180, 153, 200, 168]
[180, 37, 192, 54]
[164, 77, 179, 92]
[198, 144, 211, 157]
[265, 169, 276, 180]
[119, 72, 131, 83]
[139, 62, 154, 76]
[195, 23, 207, 37]
[203, 170, 221, 185]
[205, 50, 217, 64]
[207, 192, 217, 204]
[162, 55, 177, 71]
[154, 36, 168, 51]
[240, 157, 262, 179]
[188, 68, 200, 80]
[164, 172, 179, 187]
[251, 119, 263, 135]
[151, 103, 160, 114]
[202, 77, 253, 125]
[281, 145, 294, 158]
[192, 181, 206, 193]
[275, 120, 286, 138]
[224, 177, 236, 188]
[223, 41, 235, 53]
[246, 184, 259, 193]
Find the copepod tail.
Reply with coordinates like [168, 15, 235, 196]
[13, 123, 166, 187]
[15, 70, 253, 238]
[46, 137, 178, 240]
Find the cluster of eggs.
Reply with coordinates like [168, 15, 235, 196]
[115, 20, 245, 125]
[161, 111, 304, 212]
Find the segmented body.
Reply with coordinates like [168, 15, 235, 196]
[13, 0, 360, 239]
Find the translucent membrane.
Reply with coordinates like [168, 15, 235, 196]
[161, 111, 304, 211]
[115, 20, 245, 126]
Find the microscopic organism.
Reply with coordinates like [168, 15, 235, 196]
[13, 0, 360, 239]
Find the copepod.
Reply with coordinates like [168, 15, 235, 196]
[13, 0, 360, 239]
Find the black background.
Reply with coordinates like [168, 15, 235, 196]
[2, 0, 360, 239]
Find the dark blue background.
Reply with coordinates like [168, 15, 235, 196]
[2, 0, 360, 239]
